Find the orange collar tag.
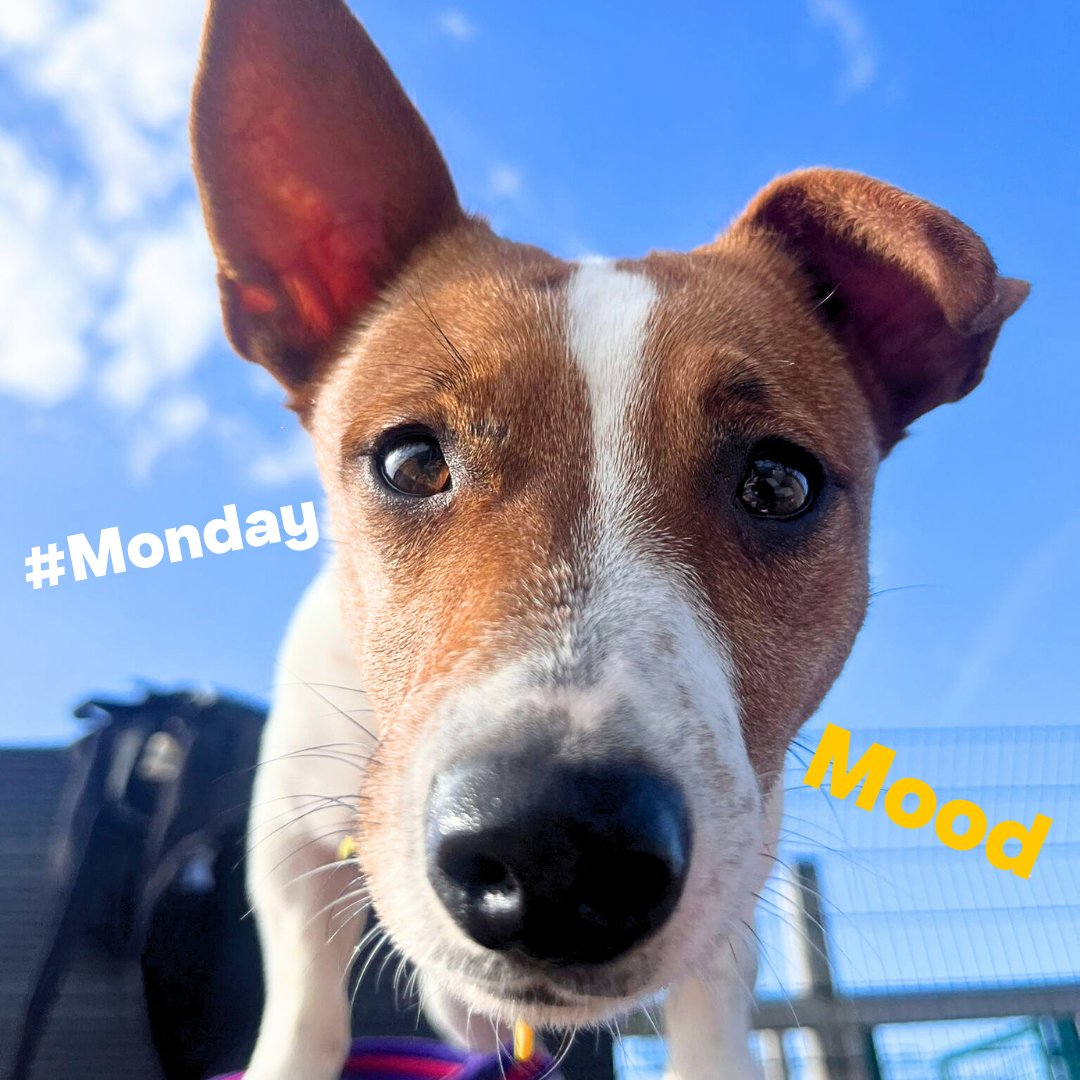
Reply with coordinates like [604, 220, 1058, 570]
[513, 1019, 535, 1062]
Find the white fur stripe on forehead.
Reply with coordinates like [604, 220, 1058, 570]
[566, 260, 658, 517]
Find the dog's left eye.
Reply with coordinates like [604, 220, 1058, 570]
[737, 443, 819, 520]
[377, 431, 451, 497]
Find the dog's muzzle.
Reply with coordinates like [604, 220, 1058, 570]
[425, 756, 691, 966]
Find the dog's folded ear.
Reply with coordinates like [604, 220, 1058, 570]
[191, 0, 462, 406]
[721, 169, 1029, 449]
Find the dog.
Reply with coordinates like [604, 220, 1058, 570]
[189, 0, 1028, 1076]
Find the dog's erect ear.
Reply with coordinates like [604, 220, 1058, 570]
[720, 169, 1029, 449]
[191, 0, 462, 402]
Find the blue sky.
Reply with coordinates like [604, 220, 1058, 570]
[0, 0, 1077, 748]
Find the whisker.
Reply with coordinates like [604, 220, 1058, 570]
[245, 802, 355, 861]
[352, 928, 392, 1004]
[640, 1000, 663, 1040]
[279, 667, 379, 741]
[302, 885, 366, 935]
[404, 282, 475, 388]
[543, 1026, 577, 1080]
[739, 918, 800, 1032]
[375, 938, 402, 996]
[726, 937, 757, 1006]
[325, 895, 373, 942]
[247, 824, 357, 894]
[282, 854, 359, 890]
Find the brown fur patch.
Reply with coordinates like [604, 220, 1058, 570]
[626, 243, 879, 779]
[313, 225, 597, 721]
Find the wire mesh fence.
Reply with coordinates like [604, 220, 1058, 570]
[618, 723, 1080, 1079]
[874, 1019, 1050, 1080]
[756, 723, 1079, 1003]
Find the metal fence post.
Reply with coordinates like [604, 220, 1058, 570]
[794, 860, 874, 1080]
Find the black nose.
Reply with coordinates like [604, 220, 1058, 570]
[426, 758, 691, 966]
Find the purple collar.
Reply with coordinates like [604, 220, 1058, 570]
[213, 1036, 564, 1080]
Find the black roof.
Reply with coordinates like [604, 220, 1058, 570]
[0, 745, 614, 1080]
[0, 747, 165, 1079]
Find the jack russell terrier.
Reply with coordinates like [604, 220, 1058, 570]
[189, 0, 1028, 1076]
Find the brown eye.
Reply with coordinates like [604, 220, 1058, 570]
[738, 449, 815, 519]
[378, 431, 451, 497]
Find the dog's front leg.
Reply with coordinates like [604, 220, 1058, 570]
[244, 566, 376, 1080]
[661, 931, 760, 1080]
[662, 785, 783, 1080]
[245, 825, 363, 1080]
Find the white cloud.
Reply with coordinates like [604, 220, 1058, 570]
[0, 1, 62, 50]
[208, 411, 319, 488]
[18, 0, 204, 219]
[487, 163, 525, 199]
[98, 206, 219, 410]
[438, 9, 476, 43]
[248, 430, 320, 487]
[806, 0, 877, 97]
[941, 517, 1080, 724]
[0, 0, 223, 476]
[129, 393, 210, 481]
[0, 134, 112, 405]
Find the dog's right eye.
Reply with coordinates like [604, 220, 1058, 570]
[376, 430, 451, 497]
[736, 440, 821, 521]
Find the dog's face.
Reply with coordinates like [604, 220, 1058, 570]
[192, 0, 1027, 1027]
